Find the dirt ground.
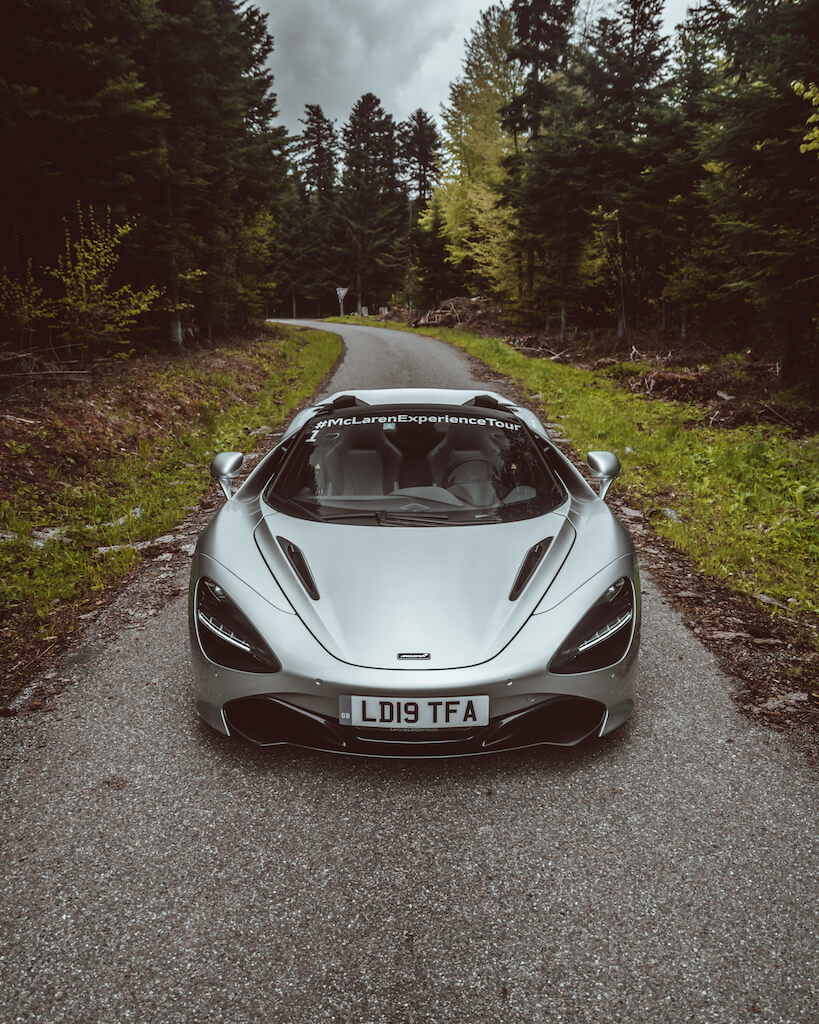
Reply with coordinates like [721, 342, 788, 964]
[390, 297, 818, 435]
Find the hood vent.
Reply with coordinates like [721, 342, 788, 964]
[277, 537, 320, 600]
[509, 538, 553, 601]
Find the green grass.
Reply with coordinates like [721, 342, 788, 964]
[329, 317, 819, 625]
[1, 325, 340, 679]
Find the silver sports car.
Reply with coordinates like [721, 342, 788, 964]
[188, 388, 640, 756]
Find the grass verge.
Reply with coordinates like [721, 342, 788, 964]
[330, 317, 819, 631]
[1, 324, 341, 703]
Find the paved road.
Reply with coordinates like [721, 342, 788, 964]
[1, 322, 815, 1024]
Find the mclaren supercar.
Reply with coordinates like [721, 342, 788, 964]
[188, 388, 640, 756]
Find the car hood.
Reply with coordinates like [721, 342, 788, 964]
[254, 511, 575, 670]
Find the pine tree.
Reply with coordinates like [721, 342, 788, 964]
[699, 0, 819, 382]
[574, 0, 672, 336]
[292, 105, 343, 316]
[339, 93, 406, 313]
[502, 0, 578, 143]
[296, 105, 339, 200]
[414, 194, 467, 308]
[0, 0, 163, 271]
[136, 0, 286, 342]
[500, 0, 580, 321]
[400, 110, 442, 205]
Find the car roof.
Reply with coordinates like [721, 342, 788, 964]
[279, 387, 552, 446]
[320, 387, 515, 408]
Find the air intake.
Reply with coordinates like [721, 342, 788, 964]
[277, 537, 320, 600]
[509, 538, 553, 601]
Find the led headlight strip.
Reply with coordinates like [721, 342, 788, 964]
[550, 577, 635, 674]
[576, 609, 633, 653]
[196, 577, 280, 673]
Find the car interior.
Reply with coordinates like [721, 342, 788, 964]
[319, 421, 503, 503]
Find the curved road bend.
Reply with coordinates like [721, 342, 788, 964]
[0, 320, 815, 1024]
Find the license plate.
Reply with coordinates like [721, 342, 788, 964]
[339, 695, 489, 729]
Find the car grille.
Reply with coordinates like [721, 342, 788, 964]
[223, 694, 607, 757]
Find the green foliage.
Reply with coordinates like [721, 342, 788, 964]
[0, 326, 341, 662]
[0, 260, 50, 350]
[434, 5, 524, 298]
[699, 0, 819, 380]
[48, 205, 158, 361]
[792, 81, 819, 155]
[0, 0, 286, 351]
[338, 93, 408, 313]
[401, 109, 442, 205]
[419, 0, 818, 378]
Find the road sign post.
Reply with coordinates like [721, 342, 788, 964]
[336, 287, 349, 317]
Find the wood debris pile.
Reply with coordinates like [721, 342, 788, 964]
[411, 296, 501, 333]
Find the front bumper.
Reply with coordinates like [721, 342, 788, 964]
[189, 551, 639, 757]
[221, 692, 612, 756]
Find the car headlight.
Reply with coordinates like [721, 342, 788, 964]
[195, 577, 281, 674]
[550, 577, 635, 674]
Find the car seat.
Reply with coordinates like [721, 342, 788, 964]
[323, 424, 402, 495]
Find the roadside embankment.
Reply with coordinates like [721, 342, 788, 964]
[1, 324, 341, 707]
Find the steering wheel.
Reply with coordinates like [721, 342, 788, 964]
[444, 456, 495, 486]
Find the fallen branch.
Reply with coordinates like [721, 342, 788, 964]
[758, 401, 800, 430]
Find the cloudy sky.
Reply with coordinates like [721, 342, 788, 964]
[261, 0, 694, 136]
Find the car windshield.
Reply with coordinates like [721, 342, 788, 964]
[264, 405, 566, 525]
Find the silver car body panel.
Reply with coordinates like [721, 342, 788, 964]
[188, 388, 640, 755]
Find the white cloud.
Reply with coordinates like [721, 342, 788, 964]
[261, 0, 487, 132]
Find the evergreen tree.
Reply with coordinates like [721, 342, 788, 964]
[502, 0, 578, 143]
[699, 0, 819, 382]
[0, 0, 163, 271]
[575, 0, 672, 336]
[291, 104, 343, 315]
[338, 93, 405, 313]
[414, 194, 467, 308]
[296, 104, 339, 200]
[657, 10, 725, 340]
[136, 0, 286, 342]
[500, 0, 580, 320]
[400, 109, 442, 205]
[0, 0, 285, 351]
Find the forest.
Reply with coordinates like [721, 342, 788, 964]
[0, 0, 817, 382]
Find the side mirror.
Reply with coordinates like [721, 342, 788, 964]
[210, 451, 244, 500]
[587, 451, 621, 501]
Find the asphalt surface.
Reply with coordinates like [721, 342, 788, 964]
[1, 320, 815, 1024]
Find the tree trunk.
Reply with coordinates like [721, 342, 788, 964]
[559, 301, 567, 343]
[167, 310, 183, 350]
[617, 307, 626, 340]
[781, 308, 817, 390]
